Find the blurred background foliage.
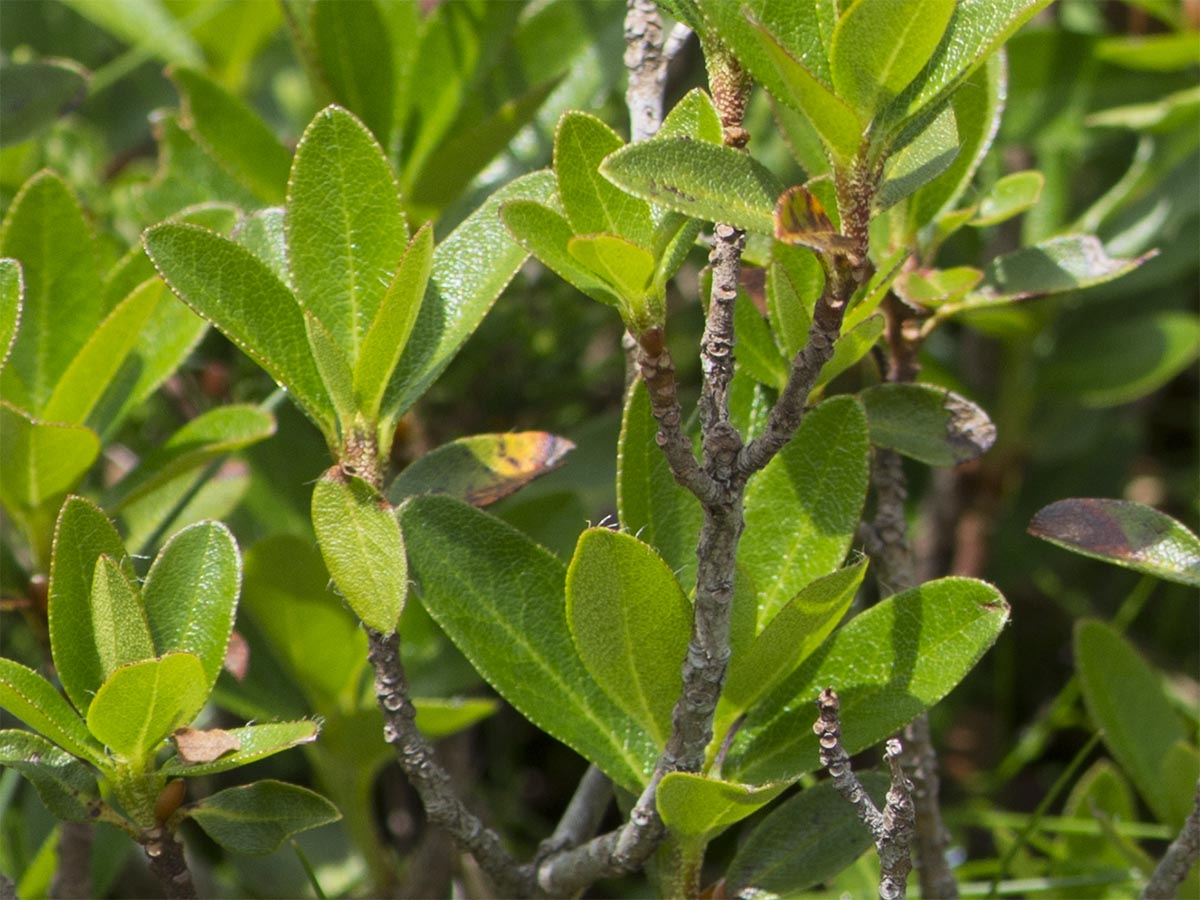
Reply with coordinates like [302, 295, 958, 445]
[1, 0, 1196, 897]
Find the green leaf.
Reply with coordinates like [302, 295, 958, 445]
[143, 223, 335, 438]
[354, 224, 434, 421]
[500, 200, 621, 306]
[657, 774, 787, 840]
[601, 138, 785, 234]
[831, 0, 956, 119]
[0, 170, 101, 413]
[1060, 760, 1138, 865]
[556, 112, 653, 248]
[400, 496, 657, 791]
[0, 731, 102, 823]
[287, 105, 407, 364]
[971, 170, 1045, 226]
[651, 213, 704, 293]
[240, 535, 367, 710]
[168, 66, 290, 204]
[814, 314, 885, 392]
[312, 470, 407, 634]
[659, 88, 724, 143]
[767, 251, 821, 359]
[1086, 85, 1200, 133]
[726, 776, 888, 896]
[0, 659, 105, 766]
[162, 721, 319, 777]
[89, 555, 155, 678]
[1030, 499, 1200, 588]
[727, 578, 1009, 784]
[1075, 620, 1187, 825]
[740, 397, 869, 626]
[231, 207, 288, 280]
[61, 0, 202, 66]
[876, 104, 959, 213]
[1163, 743, 1200, 831]
[303, 312, 356, 429]
[0, 403, 99, 519]
[1041, 312, 1199, 408]
[141, 521, 241, 695]
[860, 383, 996, 466]
[185, 780, 340, 855]
[0, 258, 21, 369]
[106, 404, 275, 510]
[387, 431, 573, 508]
[567, 234, 658, 327]
[734, 295, 788, 390]
[312, 0, 394, 144]
[413, 698, 500, 739]
[895, 267, 983, 309]
[86, 653, 209, 763]
[40, 276, 162, 425]
[383, 170, 557, 420]
[0, 59, 89, 148]
[723, 561, 867, 714]
[566, 529, 691, 746]
[617, 380, 703, 593]
[907, 52, 1006, 233]
[49, 496, 133, 716]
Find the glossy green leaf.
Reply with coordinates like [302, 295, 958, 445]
[49, 496, 133, 716]
[726, 775, 888, 896]
[287, 105, 407, 363]
[567, 234, 658, 327]
[876, 104, 958, 213]
[354, 224, 434, 421]
[0, 258, 21, 370]
[162, 720, 319, 777]
[741, 16, 864, 165]
[907, 52, 1006, 233]
[186, 780, 340, 855]
[388, 431, 573, 508]
[0, 59, 88, 148]
[413, 698, 500, 739]
[831, 0, 956, 119]
[0, 170, 101, 413]
[1030, 499, 1200, 588]
[400, 495, 657, 791]
[727, 578, 1009, 784]
[168, 66, 290, 204]
[1163, 743, 1200, 831]
[1096, 31, 1200, 71]
[971, 170, 1045, 226]
[659, 88, 724, 143]
[89, 555, 155, 678]
[1086, 85, 1200, 133]
[143, 223, 335, 437]
[40, 277, 162, 425]
[141, 521, 241, 694]
[0, 403, 99, 518]
[312, 470, 406, 634]
[895, 267, 984, 308]
[312, 0, 394, 144]
[740, 397, 869, 626]
[383, 170, 557, 420]
[0, 659, 105, 765]
[86, 653, 208, 763]
[1076, 620, 1187, 825]
[500, 200, 620, 306]
[860, 383, 996, 466]
[617, 379, 702, 593]
[767, 251, 821, 359]
[106, 404, 275, 510]
[1041, 311, 1199, 408]
[651, 213, 704, 293]
[814, 314, 885, 392]
[0, 731, 101, 823]
[735, 295, 788, 390]
[657, 774, 787, 840]
[231, 208, 288, 280]
[556, 112, 653, 248]
[240, 535, 367, 710]
[304, 312, 356, 428]
[723, 561, 867, 713]
[61, 0, 202, 66]
[696, 0, 833, 87]
[601, 138, 784, 234]
[566, 529, 690, 745]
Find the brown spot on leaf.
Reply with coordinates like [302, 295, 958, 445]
[171, 727, 241, 764]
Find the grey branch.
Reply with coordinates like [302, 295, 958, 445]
[816, 688, 915, 900]
[624, 0, 668, 143]
[143, 829, 196, 900]
[367, 630, 533, 898]
[51, 821, 93, 899]
[1142, 779, 1200, 899]
[537, 765, 613, 859]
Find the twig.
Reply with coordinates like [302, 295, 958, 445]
[624, 0, 669, 144]
[0, 872, 17, 900]
[537, 765, 613, 858]
[366, 630, 533, 898]
[142, 828, 196, 900]
[815, 688, 915, 900]
[1141, 779, 1200, 899]
[51, 821, 93, 899]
